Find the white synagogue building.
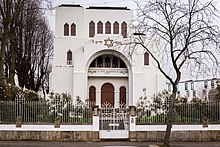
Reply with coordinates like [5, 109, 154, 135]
[49, 4, 166, 108]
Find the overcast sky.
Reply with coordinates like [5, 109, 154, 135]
[53, 0, 135, 8]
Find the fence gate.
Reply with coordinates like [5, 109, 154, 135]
[99, 103, 129, 139]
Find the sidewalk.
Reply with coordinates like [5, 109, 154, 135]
[0, 141, 220, 147]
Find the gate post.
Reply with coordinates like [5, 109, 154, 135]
[92, 105, 99, 131]
[129, 106, 136, 131]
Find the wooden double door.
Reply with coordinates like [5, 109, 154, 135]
[101, 83, 126, 107]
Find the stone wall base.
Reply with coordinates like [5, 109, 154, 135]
[1, 131, 220, 141]
[129, 131, 220, 142]
[0, 131, 100, 142]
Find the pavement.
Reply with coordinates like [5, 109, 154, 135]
[0, 141, 220, 147]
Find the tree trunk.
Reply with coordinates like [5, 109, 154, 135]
[163, 86, 177, 146]
[9, 46, 16, 85]
[0, 32, 7, 87]
[163, 102, 174, 146]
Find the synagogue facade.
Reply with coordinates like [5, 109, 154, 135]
[49, 4, 166, 107]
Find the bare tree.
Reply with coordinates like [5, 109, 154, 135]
[15, 0, 53, 93]
[0, 0, 53, 97]
[133, 0, 220, 146]
[0, 0, 26, 87]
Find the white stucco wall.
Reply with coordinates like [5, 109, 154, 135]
[50, 4, 167, 107]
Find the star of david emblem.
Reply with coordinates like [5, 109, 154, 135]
[104, 38, 113, 48]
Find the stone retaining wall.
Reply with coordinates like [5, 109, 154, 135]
[0, 131, 100, 141]
[1, 130, 220, 141]
[130, 131, 220, 142]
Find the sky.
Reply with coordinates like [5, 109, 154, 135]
[53, 0, 135, 8]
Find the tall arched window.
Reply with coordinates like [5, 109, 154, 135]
[105, 21, 111, 34]
[120, 86, 126, 104]
[71, 23, 76, 36]
[89, 21, 95, 37]
[144, 52, 149, 65]
[64, 23, 69, 36]
[113, 21, 119, 34]
[67, 50, 72, 65]
[89, 86, 96, 107]
[97, 21, 103, 34]
[121, 22, 127, 38]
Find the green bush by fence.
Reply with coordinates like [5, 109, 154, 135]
[0, 101, 93, 124]
[137, 101, 220, 124]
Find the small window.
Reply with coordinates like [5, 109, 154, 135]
[193, 90, 196, 97]
[113, 21, 119, 34]
[97, 21, 103, 34]
[185, 83, 188, 91]
[67, 50, 72, 65]
[121, 22, 127, 38]
[186, 90, 190, 97]
[105, 21, 111, 34]
[204, 81, 208, 89]
[71, 23, 76, 36]
[144, 52, 149, 65]
[89, 21, 95, 37]
[203, 89, 207, 99]
[211, 80, 215, 89]
[191, 82, 194, 90]
[64, 23, 69, 36]
[168, 84, 171, 92]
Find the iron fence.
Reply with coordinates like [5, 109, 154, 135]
[136, 101, 220, 124]
[0, 100, 93, 124]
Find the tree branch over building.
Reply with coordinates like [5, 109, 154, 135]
[132, 0, 220, 146]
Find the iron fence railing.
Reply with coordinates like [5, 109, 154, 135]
[1, 100, 219, 125]
[136, 101, 220, 124]
[0, 100, 93, 124]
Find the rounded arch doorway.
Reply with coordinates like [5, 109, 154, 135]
[101, 83, 114, 107]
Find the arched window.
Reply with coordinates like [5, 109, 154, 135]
[64, 23, 69, 36]
[112, 56, 118, 68]
[89, 21, 95, 37]
[105, 21, 111, 34]
[90, 60, 96, 67]
[67, 50, 72, 65]
[144, 52, 149, 65]
[120, 59, 126, 68]
[121, 22, 127, 38]
[89, 55, 127, 68]
[89, 86, 96, 107]
[120, 86, 126, 104]
[105, 56, 111, 68]
[97, 56, 103, 67]
[113, 21, 119, 34]
[97, 21, 103, 34]
[71, 23, 76, 36]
